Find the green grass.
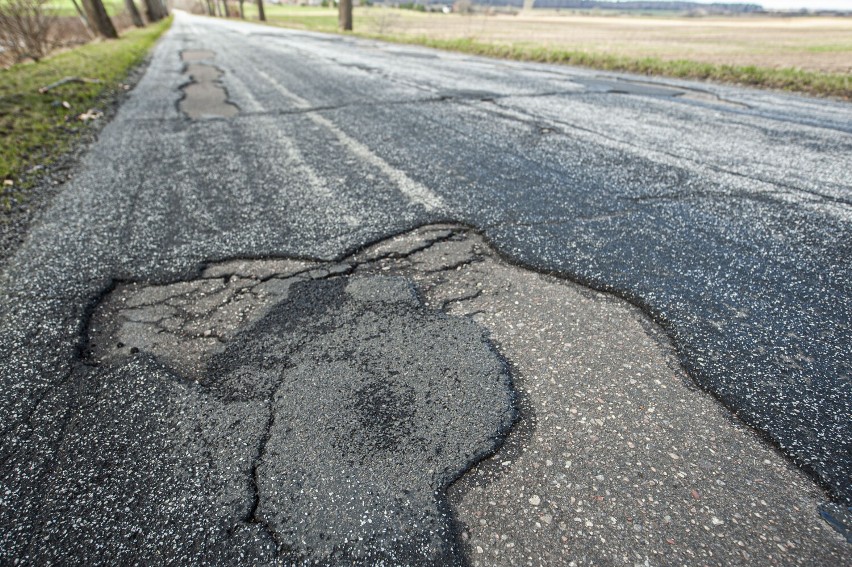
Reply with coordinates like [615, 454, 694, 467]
[804, 43, 852, 53]
[242, 4, 338, 32]
[375, 36, 852, 99]
[0, 17, 172, 201]
[46, 0, 124, 18]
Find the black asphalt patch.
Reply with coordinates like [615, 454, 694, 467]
[83, 271, 514, 564]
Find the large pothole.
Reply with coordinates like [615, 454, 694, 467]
[81, 224, 849, 565]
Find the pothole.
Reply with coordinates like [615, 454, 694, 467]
[181, 49, 216, 62]
[87, 228, 515, 565]
[179, 50, 239, 119]
[576, 77, 748, 108]
[82, 224, 850, 565]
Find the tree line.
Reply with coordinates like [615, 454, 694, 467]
[78, 0, 169, 40]
[0, 0, 167, 65]
[202, 0, 353, 31]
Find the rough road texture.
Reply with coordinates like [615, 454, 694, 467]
[84, 225, 849, 564]
[2, 10, 851, 564]
[69, 265, 517, 565]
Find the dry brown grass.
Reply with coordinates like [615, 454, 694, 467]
[378, 11, 852, 74]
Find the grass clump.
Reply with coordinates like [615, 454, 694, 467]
[375, 36, 852, 99]
[0, 17, 172, 202]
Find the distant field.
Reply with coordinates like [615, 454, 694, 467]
[242, 6, 852, 73]
[47, 0, 125, 17]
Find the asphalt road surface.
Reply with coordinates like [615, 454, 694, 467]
[1, 11, 850, 565]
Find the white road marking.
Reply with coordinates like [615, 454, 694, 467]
[212, 70, 360, 226]
[255, 68, 445, 212]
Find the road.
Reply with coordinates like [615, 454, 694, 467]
[1, 11, 850, 565]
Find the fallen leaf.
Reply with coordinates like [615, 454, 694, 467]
[78, 109, 103, 122]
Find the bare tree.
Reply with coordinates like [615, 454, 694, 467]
[125, 0, 145, 26]
[453, 0, 474, 14]
[339, 0, 351, 30]
[256, 0, 265, 21]
[82, 0, 117, 38]
[0, 0, 55, 62]
[69, 0, 95, 35]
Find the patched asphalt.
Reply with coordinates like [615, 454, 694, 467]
[1, 11, 850, 564]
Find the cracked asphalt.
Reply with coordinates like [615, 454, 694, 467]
[1, 11, 850, 565]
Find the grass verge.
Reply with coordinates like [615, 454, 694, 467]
[377, 36, 851, 100]
[0, 17, 172, 204]
[244, 6, 851, 100]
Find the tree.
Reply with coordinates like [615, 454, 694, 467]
[339, 0, 351, 30]
[0, 0, 56, 62]
[143, 0, 165, 21]
[69, 0, 94, 36]
[256, 0, 265, 21]
[125, 0, 145, 27]
[81, 0, 117, 38]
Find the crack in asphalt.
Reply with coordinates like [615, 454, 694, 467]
[5, 217, 849, 564]
[245, 399, 281, 556]
[4, 13, 851, 563]
[469, 98, 852, 210]
[85, 225, 500, 561]
[440, 288, 483, 311]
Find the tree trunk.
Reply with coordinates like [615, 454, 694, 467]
[125, 0, 145, 27]
[256, 0, 265, 21]
[70, 0, 95, 36]
[143, 0, 163, 21]
[82, 0, 118, 38]
[239, 0, 244, 19]
[338, 0, 351, 31]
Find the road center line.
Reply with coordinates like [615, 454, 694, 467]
[254, 68, 445, 212]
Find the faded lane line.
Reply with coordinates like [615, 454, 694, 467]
[254, 68, 446, 212]
[218, 68, 360, 226]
